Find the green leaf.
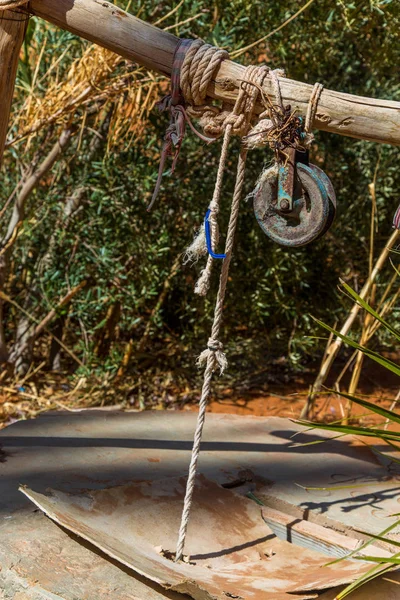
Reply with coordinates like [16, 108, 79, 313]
[296, 419, 400, 442]
[324, 519, 400, 568]
[339, 280, 400, 342]
[354, 555, 400, 564]
[331, 390, 400, 425]
[335, 564, 394, 599]
[354, 529, 400, 548]
[311, 317, 400, 378]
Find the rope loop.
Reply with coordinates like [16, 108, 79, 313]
[301, 81, 324, 146]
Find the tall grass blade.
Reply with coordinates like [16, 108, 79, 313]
[311, 317, 400, 378]
[335, 564, 394, 599]
[332, 390, 400, 425]
[295, 420, 400, 442]
[339, 279, 400, 342]
[354, 556, 400, 564]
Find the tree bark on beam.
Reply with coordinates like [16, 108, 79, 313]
[0, 9, 28, 167]
[25, 0, 400, 146]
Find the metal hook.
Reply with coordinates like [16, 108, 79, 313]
[204, 209, 226, 259]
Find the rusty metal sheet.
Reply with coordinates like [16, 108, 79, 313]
[2, 411, 400, 599]
[21, 475, 388, 600]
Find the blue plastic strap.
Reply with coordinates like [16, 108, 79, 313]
[204, 209, 226, 259]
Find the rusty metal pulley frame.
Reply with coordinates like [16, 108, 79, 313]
[253, 150, 337, 248]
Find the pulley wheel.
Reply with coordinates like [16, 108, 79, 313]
[308, 164, 337, 240]
[253, 162, 336, 247]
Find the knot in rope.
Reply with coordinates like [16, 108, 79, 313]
[244, 76, 324, 151]
[183, 53, 271, 139]
[196, 337, 227, 374]
[207, 338, 223, 351]
[0, 0, 29, 8]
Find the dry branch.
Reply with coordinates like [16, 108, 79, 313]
[1, 280, 88, 369]
[24, 0, 400, 146]
[0, 291, 84, 371]
[1, 128, 73, 245]
[7, 41, 156, 149]
[0, 128, 73, 363]
[30, 279, 88, 341]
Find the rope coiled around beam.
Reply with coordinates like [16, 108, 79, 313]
[180, 39, 229, 106]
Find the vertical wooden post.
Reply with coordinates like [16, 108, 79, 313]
[0, 8, 28, 167]
[0, 6, 28, 362]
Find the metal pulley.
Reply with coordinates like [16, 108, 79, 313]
[253, 147, 336, 247]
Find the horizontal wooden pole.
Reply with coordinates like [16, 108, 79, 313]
[26, 0, 400, 146]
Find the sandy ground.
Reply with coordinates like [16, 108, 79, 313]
[0, 355, 399, 429]
[192, 355, 400, 426]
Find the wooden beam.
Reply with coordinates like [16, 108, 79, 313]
[0, 9, 28, 166]
[22, 0, 400, 146]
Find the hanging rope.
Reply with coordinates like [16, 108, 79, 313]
[175, 64, 269, 563]
[147, 39, 325, 561]
[179, 40, 277, 295]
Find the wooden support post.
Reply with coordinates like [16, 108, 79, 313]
[0, 8, 28, 167]
[0, 6, 28, 362]
[25, 0, 400, 146]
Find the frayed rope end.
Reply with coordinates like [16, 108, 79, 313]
[183, 223, 207, 265]
[194, 264, 212, 296]
[243, 118, 273, 149]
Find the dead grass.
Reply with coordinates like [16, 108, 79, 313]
[8, 27, 164, 151]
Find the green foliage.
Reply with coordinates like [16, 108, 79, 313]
[297, 280, 400, 597]
[1, 0, 399, 387]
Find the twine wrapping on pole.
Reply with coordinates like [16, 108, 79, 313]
[303, 81, 324, 146]
[305, 82, 324, 133]
[149, 39, 229, 211]
[180, 39, 229, 106]
[175, 64, 269, 562]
